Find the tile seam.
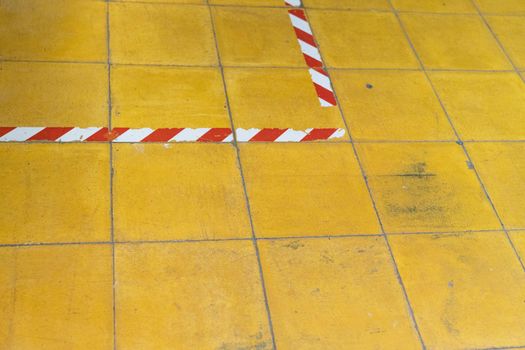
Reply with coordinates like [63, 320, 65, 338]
[300, 3, 428, 348]
[385, 0, 525, 275]
[206, 2, 278, 349]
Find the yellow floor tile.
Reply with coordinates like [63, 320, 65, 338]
[357, 143, 500, 233]
[0, 245, 113, 350]
[486, 15, 525, 70]
[302, 0, 390, 10]
[390, 232, 525, 349]
[240, 143, 381, 237]
[0, 62, 108, 127]
[476, 0, 525, 14]
[115, 241, 272, 349]
[430, 72, 525, 140]
[259, 237, 421, 349]
[212, 7, 305, 67]
[0, 144, 110, 244]
[331, 70, 455, 141]
[225, 68, 347, 132]
[0, 0, 106, 62]
[111, 66, 229, 128]
[114, 144, 251, 241]
[401, 13, 511, 70]
[391, 0, 476, 13]
[466, 143, 525, 229]
[510, 231, 525, 261]
[307, 10, 419, 69]
[110, 2, 216, 65]
[210, 0, 284, 5]
[123, 0, 203, 3]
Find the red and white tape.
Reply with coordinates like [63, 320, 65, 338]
[0, 127, 345, 143]
[287, 7, 337, 107]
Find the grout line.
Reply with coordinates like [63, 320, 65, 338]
[105, 2, 118, 349]
[2, 57, 520, 73]
[468, 345, 525, 350]
[469, 0, 525, 84]
[0, 228, 519, 249]
[301, 5, 427, 349]
[115, 237, 253, 245]
[206, 2, 278, 349]
[0, 241, 113, 248]
[104, 0, 525, 17]
[386, 0, 525, 273]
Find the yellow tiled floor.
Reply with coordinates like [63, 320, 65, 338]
[390, 232, 525, 349]
[0, 144, 110, 244]
[430, 72, 525, 140]
[331, 70, 454, 141]
[259, 237, 421, 349]
[213, 7, 305, 67]
[113, 143, 251, 241]
[400, 13, 511, 70]
[111, 66, 229, 128]
[0, 245, 113, 349]
[240, 143, 380, 237]
[225, 68, 347, 131]
[0, 61, 108, 127]
[357, 143, 501, 233]
[2, 0, 525, 349]
[115, 241, 272, 349]
[307, 10, 419, 69]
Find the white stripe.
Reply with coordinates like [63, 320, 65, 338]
[235, 128, 260, 142]
[319, 98, 333, 107]
[222, 134, 234, 143]
[57, 127, 102, 142]
[0, 127, 44, 141]
[309, 68, 332, 91]
[275, 129, 308, 142]
[298, 40, 322, 62]
[170, 128, 210, 142]
[113, 128, 154, 142]
[285, 0, 302, 6]
[328, 128, 346, 139]
[289, 13, 312, 35]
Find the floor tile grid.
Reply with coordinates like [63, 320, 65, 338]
[3, 227, 525, 250]
[205, 1, 278, 348]
[384, 0, 525, 274]
[105, 1, 118, 349]
[106, 1, 525, 17]
[299, 5, 427, 349]
[2, 57, 522, 72]
[470, 0, 525, 83]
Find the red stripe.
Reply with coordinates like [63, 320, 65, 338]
[107, 128, 130, 141]
[303, 54, 323, 68]
[289, 9, 307, 21]
[293, 27, 316, 47]
[313, 66, 329, 76]
[85, 127, 129, 141]
[301, 128, 337, 141]
[141, 128, 183, 142]
[85, 128, 110, 141]
[0, 127, 16, 138]
[197, 128, 232, 142]
[28, 127, 74, 141]
[249, 128, 287, 142]
[313, 83, 337, 106]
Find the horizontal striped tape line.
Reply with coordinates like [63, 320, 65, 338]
[284, 0, 301, 6]
[0, 127, 345, 143]
[287, 8, 337, 107]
